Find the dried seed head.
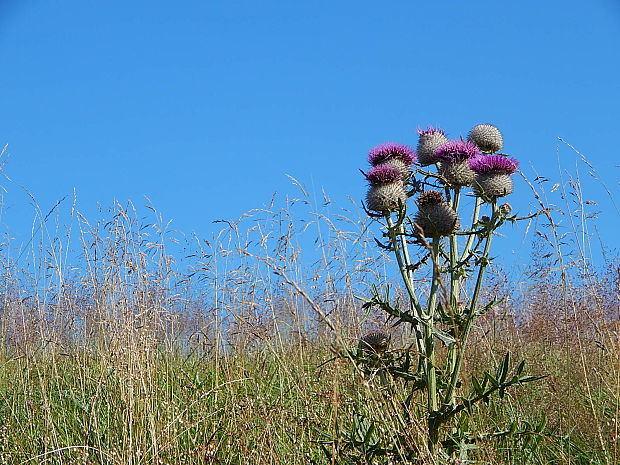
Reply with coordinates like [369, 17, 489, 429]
[414, 205, 459, 237]
[414, 195, 459, 237]
[359, 330, 390, 353]
[468, 124, 504, 153]
[366, 182, 408, 213]
[415, 190, 445, 208]
[417, 126, 448, 166]
[368, 143, 416, 167]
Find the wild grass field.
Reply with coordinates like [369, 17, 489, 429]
[0, 155, 618, 464]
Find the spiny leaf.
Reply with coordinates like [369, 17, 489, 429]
[472, 375, 483, 396]
[432, 327, 456, 345]
[497, 352, 510, 384]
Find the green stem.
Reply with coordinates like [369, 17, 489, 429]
[442, 200, 498, 409]
[425, 238, 441, 451]
[385, 215, 422, 315]
[449, 188, 461, 313]
[444, 188, 461, 412]
[460, 196, 482, 263]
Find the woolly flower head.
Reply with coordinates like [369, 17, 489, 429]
[365, 164, 402, 185]
[435, 139, 481, 163]
[368, 143, 416, 166]
[417, 126, 448, 166]
[468, 124, 503, 153]
[469, 155, 519, 175]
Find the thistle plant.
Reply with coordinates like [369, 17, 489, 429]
[344, 124, 544, 462]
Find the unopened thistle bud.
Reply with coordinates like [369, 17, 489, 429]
[365, 164, 407, 213]
[413, 190, 459, 237]
[416, 126, 448, 166]
[468, 123, 503, 153]
[469, 155, 519, 198]
[359, 330, 390, 353]
[499, 203, 513, 216]
[435, 139, 481, 187]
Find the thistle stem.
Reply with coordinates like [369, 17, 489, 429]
[443, 200, 498, 408]
[385, 215, 422, 315]
[444, 188, 461, 410]
[449, 187, 461, 312]
[425, 238, 441, 450]
[460, 196, 482, 263]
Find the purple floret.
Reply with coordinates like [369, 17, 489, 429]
[366, 164, 402, 185]
[468, 155, 519, 175]
[435, 139, 481, 163]
[417, 125, 446, 136]
[368, 142, 416, 166]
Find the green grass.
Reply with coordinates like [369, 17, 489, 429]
[0, 332, 616, 464]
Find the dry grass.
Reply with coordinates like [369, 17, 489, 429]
[0, 159, 617, 464]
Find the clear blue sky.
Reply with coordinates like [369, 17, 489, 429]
[1, 0, 620, 269]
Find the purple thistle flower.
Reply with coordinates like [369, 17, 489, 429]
[468, 155, 519, 175]
[417, 125, 446, 136]
[365, 164, 402, 185]
[368, 143, 416, 166]
[435, 139, 481, 163]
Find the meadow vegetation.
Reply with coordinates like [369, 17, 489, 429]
[0, 141, 617, 464]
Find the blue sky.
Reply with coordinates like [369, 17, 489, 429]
[1, 0, 620, 271]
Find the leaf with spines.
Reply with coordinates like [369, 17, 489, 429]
[472, 375, 483, 397]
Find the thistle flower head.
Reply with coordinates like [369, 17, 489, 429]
[414, 204, 459, 237]
[382, 158, 410, 177]
[468, 123, 503, 153]
[440, 160, 476, 187]
[417, 127, 448, 166]
[359, 330, 390, 353]
[469, 155, 519, 175]
[366, 183, 407, 213]
[365, 164, 402, 185]
[417, 125, 446, 136]
[435, 139, 481, 163]
[473, 173, 514, 198]
[415, 190, 445, 208]
[368, 143, 416, 166]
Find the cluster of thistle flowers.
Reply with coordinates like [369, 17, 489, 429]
[364, 124, 519, 237]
